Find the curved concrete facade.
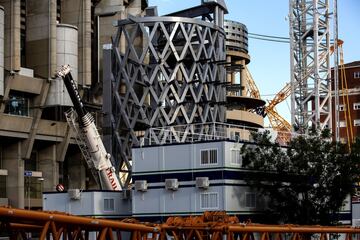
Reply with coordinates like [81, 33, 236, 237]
[225, 19, 264, 128]
[46, 24, 78, 106]
[226, 109, 264, 128]
[224, 19, 250, 64]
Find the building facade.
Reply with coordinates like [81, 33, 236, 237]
[332, 61, 360, 143]
[0, 0, 265, 212]
[0, 0, 147, 209]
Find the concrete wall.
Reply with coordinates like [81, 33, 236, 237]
[2, 142, 24, 208]
[96, 0, 146, 81]
[0, 0, 21, 72]
[26, 0, 57, 79]
[61, 0, 91, 86]
[67, 152, 87, 190]
[38, 145, 58, 192]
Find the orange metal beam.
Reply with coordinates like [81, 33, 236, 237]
[3, 208, 360, 240]
[0, 207, 158, 232]
[227, 225, 360, 233]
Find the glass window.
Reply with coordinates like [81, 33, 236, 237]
[354, 120, 360, 127]
[200, 192, 219, 209]
[230, 149, 242, 166]
[245, 192, 256, 208]
[104, 198, 115, 211]
[337, 105, 345, 111]
[24, 177, 43, 199]
[4, 94, 29, 116]
[200, 149, 218, 165]
[354, 103, 360, 110]
[354, 71, 360, 79]
[338, 121, 346, 128]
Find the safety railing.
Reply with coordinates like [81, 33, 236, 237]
[144, 122, 300, 146]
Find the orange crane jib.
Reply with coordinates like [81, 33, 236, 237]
[246, 40, 343, 144]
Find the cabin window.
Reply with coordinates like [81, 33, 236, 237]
[200, 192, 219, 209]
[200, 149, 218, 165]
[104, 198, 115, 211]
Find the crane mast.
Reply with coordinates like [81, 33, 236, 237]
[57, 65, 122, 191]
[289, 0, 332, 133]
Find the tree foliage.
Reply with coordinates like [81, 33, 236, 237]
[241, 129, 360, 225]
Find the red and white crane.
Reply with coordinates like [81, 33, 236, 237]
[57, 65, 122, 191]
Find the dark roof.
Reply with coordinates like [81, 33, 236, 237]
[343, 61, 360, 68]
[331, 61, 360, 70]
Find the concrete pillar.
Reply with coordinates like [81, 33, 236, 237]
[67, 152, 86, 189]
[61, 0, 92, 86]
[240, 59, 246, 96]
[127, 0, 143, 15]
[96, 0, 125, 81]
[26, 0, 57, 79]
[0, 0, 21, 71]
[38, 144, 58, 192]
[2, 141, 24, 208]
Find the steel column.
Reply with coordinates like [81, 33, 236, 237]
[289, 0, 332, 133]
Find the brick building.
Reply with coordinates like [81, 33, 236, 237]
[332, 61, 360, 143]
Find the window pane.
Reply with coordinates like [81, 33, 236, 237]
[4, 95, 29, 116]
[245, 192, 256, 208]
[200, 192, 218, 209]
[104, 198, 115, 211]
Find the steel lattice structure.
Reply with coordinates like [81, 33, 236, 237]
[2, 207, 360, 240]
[103, 5, 227, 187]
[289, 0, 332, 133]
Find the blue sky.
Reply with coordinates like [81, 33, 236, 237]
[149, 0, 360, 126]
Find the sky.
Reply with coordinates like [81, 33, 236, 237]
[149, 0, 360, 126]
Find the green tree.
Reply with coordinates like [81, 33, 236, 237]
[241, 129, 360, 225]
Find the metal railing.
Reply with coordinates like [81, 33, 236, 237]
[143, 122, 298, 146]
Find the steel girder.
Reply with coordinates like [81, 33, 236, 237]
[106, 16, 227, 187]
[2, 207, 360, 240]
[0, 206, 159, 240]
[289, 0, 332, 133]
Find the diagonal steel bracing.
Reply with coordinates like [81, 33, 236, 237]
[104, 16, 227, 188]
[289, 0, 332, 133]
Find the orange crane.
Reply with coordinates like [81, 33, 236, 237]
[244, 66, 291, 143]
[245, 41, 344, 144]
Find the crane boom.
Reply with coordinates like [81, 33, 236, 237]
[57, 65, 122, 191]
